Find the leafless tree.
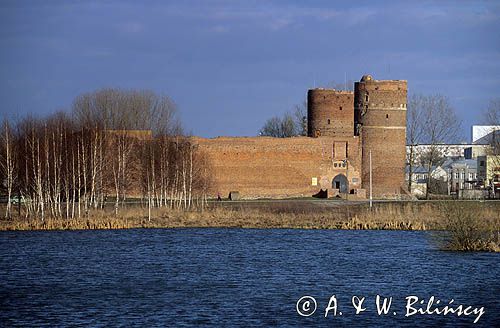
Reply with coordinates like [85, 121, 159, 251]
[0, 119, 16, 219]
[259, 112, 299, 138]
[412, 94, 462, 198]
[406, 94, 425, 192]
[72, 88, 180, 135]
[260, 116, 282, 137]
[0, 88, 215, 222]
[481, 99, 500, 194]
[293, 100, 307, 136]
[483, 98, 500, 155]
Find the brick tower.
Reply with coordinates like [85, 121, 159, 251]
[307, 89, 354, 137]
[354, 75, 407, 197]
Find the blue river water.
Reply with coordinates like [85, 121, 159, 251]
[0, 229, 498, 327]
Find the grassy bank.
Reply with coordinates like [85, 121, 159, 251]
[1, 201, 498, 251]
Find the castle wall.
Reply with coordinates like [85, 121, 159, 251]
[194, 136, 362, 199]
[354, 76, 407, 197]
[307, 89, 354, 138]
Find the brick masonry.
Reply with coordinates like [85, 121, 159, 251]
[355, 75, 408, 197]
[194, 136, 362, 199]
[194, 75, 407, 199]
[307, 89, 354, 138]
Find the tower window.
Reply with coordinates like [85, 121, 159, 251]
[327, 119, 331, 125]
[365, 94, 369, 102]
[339, 106, 342, 111]
[386, 114, 389, 119]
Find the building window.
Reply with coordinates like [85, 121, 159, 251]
[461, 172, 465, 179]
[365, 94, 369, 102]
[480, 161, 485, 167]
[469, 172, 473, 180]
[454, 172, 459, 179]
[339, 106, 342, 111]
[327, 119, 331, 125]
[386, 114, 389, 119]
[334, 163, 337, 168]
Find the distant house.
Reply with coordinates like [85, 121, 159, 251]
[405, 165, 435, 197]
[443, 159, 478, 192]
[406, 158, 479, 197]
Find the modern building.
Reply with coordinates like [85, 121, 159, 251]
[406, 144, 489, 163]
[472, 125, 500, 144]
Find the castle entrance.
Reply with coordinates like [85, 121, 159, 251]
[332, 174, 348, 193]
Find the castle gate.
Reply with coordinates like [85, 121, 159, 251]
[332, 174, 348, 193]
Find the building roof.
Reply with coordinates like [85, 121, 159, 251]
[448, 158, 477, 169]
[406, 165, 433, 174]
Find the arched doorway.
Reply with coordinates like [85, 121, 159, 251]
[332, 174, 348, 193]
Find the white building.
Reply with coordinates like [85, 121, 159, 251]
[406, 144, 489, 163]
[472, 125, 500, 144]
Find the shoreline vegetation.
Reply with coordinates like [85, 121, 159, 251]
[1, 200, 499, 252]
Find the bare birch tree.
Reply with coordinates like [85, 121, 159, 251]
[1, 119, 16, 219]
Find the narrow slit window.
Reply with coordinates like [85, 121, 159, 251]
[327, 119, 331, 125]
[386, 114, 389, 119]
[339, 106, 342, 111]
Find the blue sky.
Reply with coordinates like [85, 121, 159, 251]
[1, 0, 499, 140]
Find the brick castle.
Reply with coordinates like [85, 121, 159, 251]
[194, 74, 408, 199]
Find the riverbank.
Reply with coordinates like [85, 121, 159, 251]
[1, 201, 499, 252]
[0, 200, 497, 227]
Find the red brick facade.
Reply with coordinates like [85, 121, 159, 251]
[194, 136, 362, 199]
[355, 75, 407, 197]
[195, 75, 407, 199]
